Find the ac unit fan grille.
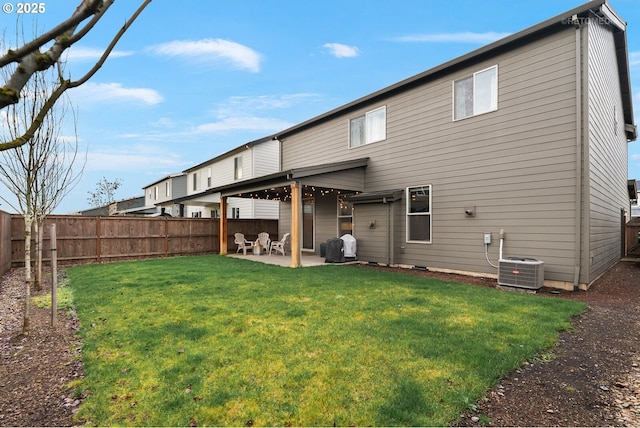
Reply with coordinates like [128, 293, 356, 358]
[498, 257, 544, 290]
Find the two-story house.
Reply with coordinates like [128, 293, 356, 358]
[217, 0, 636, 290]
[175, 136, 280, 219]
[142, 173, 188, 217]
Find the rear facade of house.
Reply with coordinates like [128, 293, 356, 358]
[274, 1, 636, 289]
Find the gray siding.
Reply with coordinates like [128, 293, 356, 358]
[283, 28, 582, 283]
[353, 203, 395, 264]
[585, 18, 628, 281]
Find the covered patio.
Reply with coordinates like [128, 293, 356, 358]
[217, 157, 369, 267]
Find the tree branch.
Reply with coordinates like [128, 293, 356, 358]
[0, 0, 151, 151]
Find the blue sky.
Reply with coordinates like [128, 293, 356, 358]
[1, 0, 639, 214]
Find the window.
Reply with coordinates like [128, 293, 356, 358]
[406, 185, 432, 243]
[232, 207, 240, 219]
[349, 106, 386, 148]
[454, 65, 497, 120]
[207, 167, 212, 187]
[192, 172, 198, 191]
[211, 209, 219, 218]
[337, 195, 354, 235]
[153, 186, 158, 201]
[192, 211, 202, 218]
[234, 156, 243, 180]
[165, 182, 170, 197]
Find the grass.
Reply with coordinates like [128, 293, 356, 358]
[31, 276, 74, 315]
[66, 255, 586, 426]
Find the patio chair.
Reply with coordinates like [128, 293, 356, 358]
[255, 232, 271, 256]
[269, 232, 290, 256]
[234, 232, 253, 255]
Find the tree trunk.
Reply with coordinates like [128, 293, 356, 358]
[22, 215, 33, 334]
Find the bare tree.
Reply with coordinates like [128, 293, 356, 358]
[87, 177, 122, 208]
[0, 0, 151, 151]
[0, 57, 84, 334]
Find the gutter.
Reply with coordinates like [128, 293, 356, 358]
[573, 15, 583, 291]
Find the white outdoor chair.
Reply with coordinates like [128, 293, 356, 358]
[269, 233, 290, 256]
[234, 232, 253, 255]
[255, 232, 271, 255]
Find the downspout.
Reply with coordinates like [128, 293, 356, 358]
[573, 15, 583, 291]
[389, 201, 394, 265]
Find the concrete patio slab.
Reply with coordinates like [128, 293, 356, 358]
[227, 252, 353, 267]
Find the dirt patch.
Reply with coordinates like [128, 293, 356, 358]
[0, 269, 83, 427]
[1, 261, 639, 426]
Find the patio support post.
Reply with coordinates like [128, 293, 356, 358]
[219, 196, 228, 255]
[291, 182, 301, 267]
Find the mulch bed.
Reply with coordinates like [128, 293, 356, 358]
[1, 260, 639, 427]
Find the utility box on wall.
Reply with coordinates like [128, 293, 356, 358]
[498, 257, 544, 290]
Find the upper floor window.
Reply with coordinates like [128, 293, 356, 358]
[192, 172, 198, 191]
[453, 65, 497, 120]
[165, 181, 170, 197]
[234, 156, 243, 180]
[349, 106, 386, 148]
[153, 185, 158, 201]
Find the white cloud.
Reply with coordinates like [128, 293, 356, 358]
[148, 39, 262, 72]
[212, 93, 320, 116]
[65, 46, 134, 62]
[323, 43, 359, 58]
[72, 82, 163, 107]
[392, 31, 511, 44]
[194, 116, 292, 134]
[85, 147, 186, 172]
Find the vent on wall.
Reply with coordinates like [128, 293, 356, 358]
[498, 257, 544, 290]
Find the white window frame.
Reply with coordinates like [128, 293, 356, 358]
[453, 65, 498, 121]
[192, 172, 198, 191]
[165, 181, 170, 197]
[207, 167, 212, 187]
[153, 185, 158, 201]
[349, 105, 387, 148]
[406, 185, 432, 244]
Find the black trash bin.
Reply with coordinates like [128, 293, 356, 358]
[325, 238, 345, 263]
[320, 242, 327, 258]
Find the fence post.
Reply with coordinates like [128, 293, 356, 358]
[96, 216, 101, 263]
[51, 223, 57, 327]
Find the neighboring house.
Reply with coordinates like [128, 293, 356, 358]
[77, 196, 155, 216]
[217, 0, 636, 290]
[174, 136, 280, 219]
[142, 173, 187, 217]
[630, 180, 640, 217]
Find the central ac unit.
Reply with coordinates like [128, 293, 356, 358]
[498, 257, 544, 290]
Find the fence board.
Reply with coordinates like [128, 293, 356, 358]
[7, 215, 277, 267]
[626, 218, 640, 258]
[0, 210, 11, 276]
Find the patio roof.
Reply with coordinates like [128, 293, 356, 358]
[218, 157, 369, 199]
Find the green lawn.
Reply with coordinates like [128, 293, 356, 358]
[66, 255, 585, 426]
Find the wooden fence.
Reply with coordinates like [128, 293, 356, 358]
[625, 217, 640, 258]
[0, 210, 11, 277]
[8, 215, 278, 267]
